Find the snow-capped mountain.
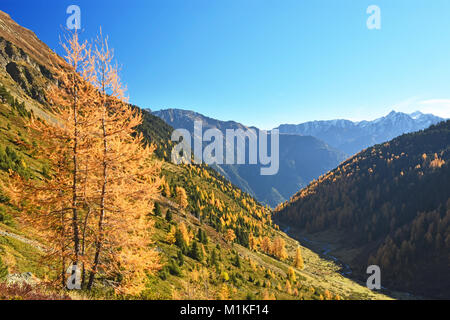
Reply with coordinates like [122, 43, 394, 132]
[276, 111, 445, 155]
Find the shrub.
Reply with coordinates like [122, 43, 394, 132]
[0, 283, 71, 300]
[0, 188, 9, 204]
[158, 268, 168, 280]
[153, 202, 162, 216]
[168, 260, 182, 277]
[0, 207, 13, 226]
[177, 250, 184, 266]
[0, 146, 31, 178]
[165, 210, 173, 222]
[246, 292, 255, 300]
[189, 241, 204, 262]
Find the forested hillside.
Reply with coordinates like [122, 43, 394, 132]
[275, 121, 450, 298]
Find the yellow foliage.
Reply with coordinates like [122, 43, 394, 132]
[218, 284, 230, 300]
[178, 222, 190, 246]
[166, 225, 176, 244]
[285, 280, 292, 295]
[272, 237, 288, 260]
[261, 236, 272, 254]
[225, 229, 236, 244]
[288, 267, 296, 283]
[294, 246, 304, 269]
[176, 186, 189, 208]
[430, 154, 445, 168]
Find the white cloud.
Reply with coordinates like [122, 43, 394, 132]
[416, 99, 450, 118]
[390, 97, 450, 119]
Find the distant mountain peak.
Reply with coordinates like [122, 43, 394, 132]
[410, 110, 423, 118]
[277, 110, 444, 155]
[387, 110, 398, 116]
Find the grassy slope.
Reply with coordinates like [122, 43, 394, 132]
[143, 161, 392, 300]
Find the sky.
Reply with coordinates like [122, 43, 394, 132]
[2, 0, 450, 129]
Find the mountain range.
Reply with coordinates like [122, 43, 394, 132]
[153, 109, 347, 207]
[277, 111, 445, 155]
[154, 108, 445, 207]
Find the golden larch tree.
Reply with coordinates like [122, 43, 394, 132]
[8, 31, 162, 294]
[225, 229, 236, 244]
[261, 236, 272, 255]
[272, 237, 288, 260]
[176, 186, 189, 208]
[248, 232, 258, 251]
[6, 31, 99, 287]
[178, 222, 191, 246]
[294, 246, 304, 269]
[288, 267, 297, 283]
[85, 32, 162, 293]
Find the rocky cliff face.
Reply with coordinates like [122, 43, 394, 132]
[0, 11, 63, 68]
[0, 37, 49, 104]
[0, 11, 65, 119]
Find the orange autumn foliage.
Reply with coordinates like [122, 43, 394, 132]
[7, 31, 161, 294]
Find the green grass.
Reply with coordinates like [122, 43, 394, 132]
[0, 235, 48, 278]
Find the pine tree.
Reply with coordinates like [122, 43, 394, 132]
[177, 250, 184, 266]
[189, 240, 204, 262]
[175, 228, 188, 253]
[153, 202, 162, 216]
[234, 252, 241, 268]
[197, 228, 203, 243]
[196, 228, 208, 245]
[165, 209, 173, 222]
[209, 248, 218, 266]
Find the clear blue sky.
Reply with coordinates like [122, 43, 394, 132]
[2, 0, 450, 129]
